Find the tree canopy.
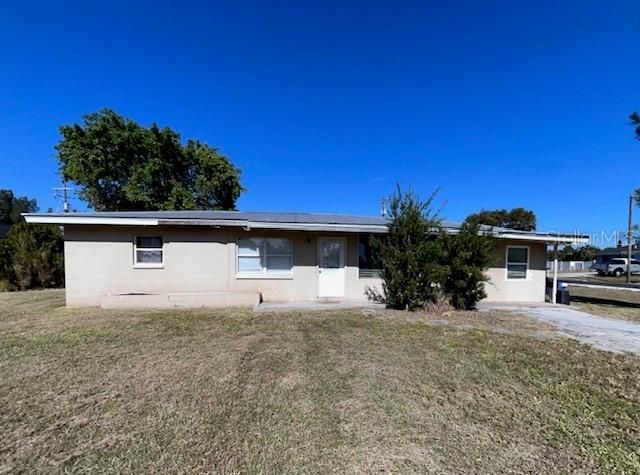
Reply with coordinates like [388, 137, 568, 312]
[56, 109, 244, 211]
[464, 207, 536, 231]
[0, 189, 37, 225]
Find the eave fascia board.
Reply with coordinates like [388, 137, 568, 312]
[495, 232, 590, 245]
[22, 214, 586, 242]
[22, 215, 388, 233]
[23, 215, 159, 226]
[245, 221, 388, 233]
[158, 219, 389, 233]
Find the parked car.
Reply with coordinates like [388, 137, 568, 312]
[593, 257, 640, 277]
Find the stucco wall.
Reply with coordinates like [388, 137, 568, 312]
[63, 226, 545, 307]
[64, 225, 229, 306]
[484, 240, 547, 302]
[63, 225, 384, 307]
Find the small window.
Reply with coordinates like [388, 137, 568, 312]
[506, 246, 528, 280]
[610, 259, 624, 265]
[631, 260, 640, 265]
[237, 238, 292, 275]
[134, 236, 163, 267]
[359, 234, 381, 278]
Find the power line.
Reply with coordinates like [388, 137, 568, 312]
[536, 193, 632, 223]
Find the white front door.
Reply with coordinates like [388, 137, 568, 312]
[318, 238, 346, 298]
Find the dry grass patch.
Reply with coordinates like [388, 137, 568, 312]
[569, 285, 640, 323]
[1, 290, 639, 473]
[581, 275, 640, 285]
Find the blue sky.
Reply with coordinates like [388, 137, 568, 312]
[1, 0, 639, 244]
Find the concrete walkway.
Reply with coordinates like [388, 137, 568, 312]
[481, 303, 640, 355]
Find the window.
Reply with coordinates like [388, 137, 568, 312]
[359, 234, 381, 278]
[134, 236, 163, 267]
[506, 246, 528, 279]
[237, 238, 292, 275]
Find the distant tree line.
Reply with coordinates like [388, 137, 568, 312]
[463, 207, 536, 231]
[546, 244, 599, 262]
[0, 190, 64, 291]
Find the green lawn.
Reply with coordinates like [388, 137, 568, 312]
[1, 290, 639, 473]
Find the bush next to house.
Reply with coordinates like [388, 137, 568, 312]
[373, 187, 494, 310]
[438, 222, 493, 310]
[372, 188, 448, 310]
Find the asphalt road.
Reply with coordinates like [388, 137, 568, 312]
[559, 277, 640, 290]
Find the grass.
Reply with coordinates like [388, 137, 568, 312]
[569, 285, 640, 323]
[579, 274, 640, 285]
[1, 290, 640, 473]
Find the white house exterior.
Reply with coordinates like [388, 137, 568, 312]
[24, 211, 587, 308]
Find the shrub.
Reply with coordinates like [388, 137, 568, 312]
[373, 187, 494, 311]
[439, 223, 494, 309]
[371, 186, 448, 310]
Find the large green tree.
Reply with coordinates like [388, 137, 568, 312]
[464, 207, 536, 231]
[56, 109, 244, 211]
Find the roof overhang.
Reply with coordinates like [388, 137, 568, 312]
[494, 231, 590, 245]
[23, 215, 159, 226]
[23, 214, 388, 234]
[22, 213, 588, 242]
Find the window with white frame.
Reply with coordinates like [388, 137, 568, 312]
[237, 238, 292, 275]
[506, 246, 528, 279]
[134, 236, 163, 266]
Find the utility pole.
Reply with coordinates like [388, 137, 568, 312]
[627, 194, 633, 284]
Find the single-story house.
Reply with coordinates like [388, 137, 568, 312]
[23, 210, 588, 308]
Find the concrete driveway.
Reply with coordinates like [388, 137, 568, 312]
[481, 303, 640, 355]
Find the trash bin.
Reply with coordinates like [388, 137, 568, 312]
[556, 282, 570, 305]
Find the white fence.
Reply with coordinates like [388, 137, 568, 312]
[545, 260, 593, 272]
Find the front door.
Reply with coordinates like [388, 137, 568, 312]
[318, 238, 345, 298]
